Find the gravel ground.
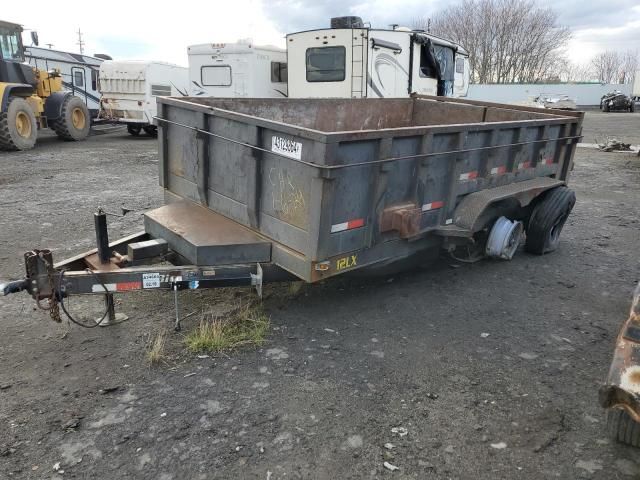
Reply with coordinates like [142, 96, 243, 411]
[0, 112, 639, 479]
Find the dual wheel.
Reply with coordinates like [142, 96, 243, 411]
[482, 186, 576, 258]
[0, 95, 90, 151]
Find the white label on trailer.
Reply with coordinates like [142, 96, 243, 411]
[142, 273, 161, 289]
[272, 136, 302, 160]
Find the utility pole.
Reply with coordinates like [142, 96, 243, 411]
[76, 28, 85, 54]
[46, 43, 54, 49]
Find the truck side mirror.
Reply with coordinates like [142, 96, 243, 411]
[31, 31, 39, 46]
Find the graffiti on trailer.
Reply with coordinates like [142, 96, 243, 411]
[268, 167, 307, 226]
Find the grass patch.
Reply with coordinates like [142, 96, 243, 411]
[146, 330, 167, 364]
[184, 302, 270, 353]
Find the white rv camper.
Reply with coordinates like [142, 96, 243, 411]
[188, 41, 287, 97]
[24, 46, 105, 118]
[287, 17, 469, 99]
[98, 61, 189, 136]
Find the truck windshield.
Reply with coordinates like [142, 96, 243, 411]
[306, 47, 345, 82]
[0, 27, 23, 61]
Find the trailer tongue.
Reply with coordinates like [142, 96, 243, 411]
[2, 96, 583, 329]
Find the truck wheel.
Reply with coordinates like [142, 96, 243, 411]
[127, 124, 142, 136]
[51, 96, 90, 141]
[525, 186, 575, 255]
[143, 125, 157, 137]
[607, 409, 640, 447]
[0, 97, 38, 151]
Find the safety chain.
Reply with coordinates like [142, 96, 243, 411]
[32, 251, 61, 323]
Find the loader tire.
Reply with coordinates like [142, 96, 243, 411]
[525, 186, 575, 255]
[607, 409, 640, 448]
[0, 96, 38, 151]
[51, 95, 90, 141]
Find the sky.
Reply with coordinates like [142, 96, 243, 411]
[4, 0, 639, 67]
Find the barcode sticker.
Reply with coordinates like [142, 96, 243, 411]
[272, 136, 302, 160]
[142, 273, 160, 289]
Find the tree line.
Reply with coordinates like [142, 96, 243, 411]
[414, 0, 637, 85]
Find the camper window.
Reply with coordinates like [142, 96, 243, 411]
[419, 44, 438, 79]
[306, 47, 345, 82]
[151, 84, 172, 96]
[91, 69, 98, 91]
[271, 62, 288, 83]
[201, 65, 232, 86]
[74, 70, 84, 87]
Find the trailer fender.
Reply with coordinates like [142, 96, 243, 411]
[0, 83, 34, 111]
[43, 91, 70, 121]
[452, 177, 564, 233]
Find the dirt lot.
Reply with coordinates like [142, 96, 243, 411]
[0, 111, 639, 479]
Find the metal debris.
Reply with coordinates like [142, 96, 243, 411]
[391, 426, 408, 437]
[598, 137, 632, 152]
[383, 461, 400, 471]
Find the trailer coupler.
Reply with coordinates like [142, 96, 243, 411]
[599, 283, 640, 422]
[2, 247, 270, 329]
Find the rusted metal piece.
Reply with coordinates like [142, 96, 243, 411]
[144, 201, 272, 266]
[600, 282, 640, 422]
[380, 203, 422, 238]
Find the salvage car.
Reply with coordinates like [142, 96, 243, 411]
[600, 91, 635, 112]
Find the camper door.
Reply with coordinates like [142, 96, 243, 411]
[287, 29, 366, 98]
[411, 39, 438, 96]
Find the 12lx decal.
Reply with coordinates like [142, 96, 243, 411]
[336, 255, 357, 271]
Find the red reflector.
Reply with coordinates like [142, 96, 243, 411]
[347, 218, 365, 229]
[331, 218, 365, 233]
[116, 282, 141, 291]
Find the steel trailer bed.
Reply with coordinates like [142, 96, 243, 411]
[2, 96, 583, 329]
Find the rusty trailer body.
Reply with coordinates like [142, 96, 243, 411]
[1, 96, 583, 330]
[151, 95, 583, 282]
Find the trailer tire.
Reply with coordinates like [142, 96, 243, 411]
[525, 186, 575, 255]
[0, 96, 38, 151]
[143, 125, 157, 137]
[607, 409, 640, 448]
[51, 95, 90, 141]
[127, 124, 142, 136]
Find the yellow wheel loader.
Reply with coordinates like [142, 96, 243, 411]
[0, 20, 90, 151]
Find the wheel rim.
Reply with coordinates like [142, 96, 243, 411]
[15, 111, 32, 138]
[548, 214, 567, 244]
[71, 107, 86, 130]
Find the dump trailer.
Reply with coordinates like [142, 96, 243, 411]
[1, 96, 583, 330]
